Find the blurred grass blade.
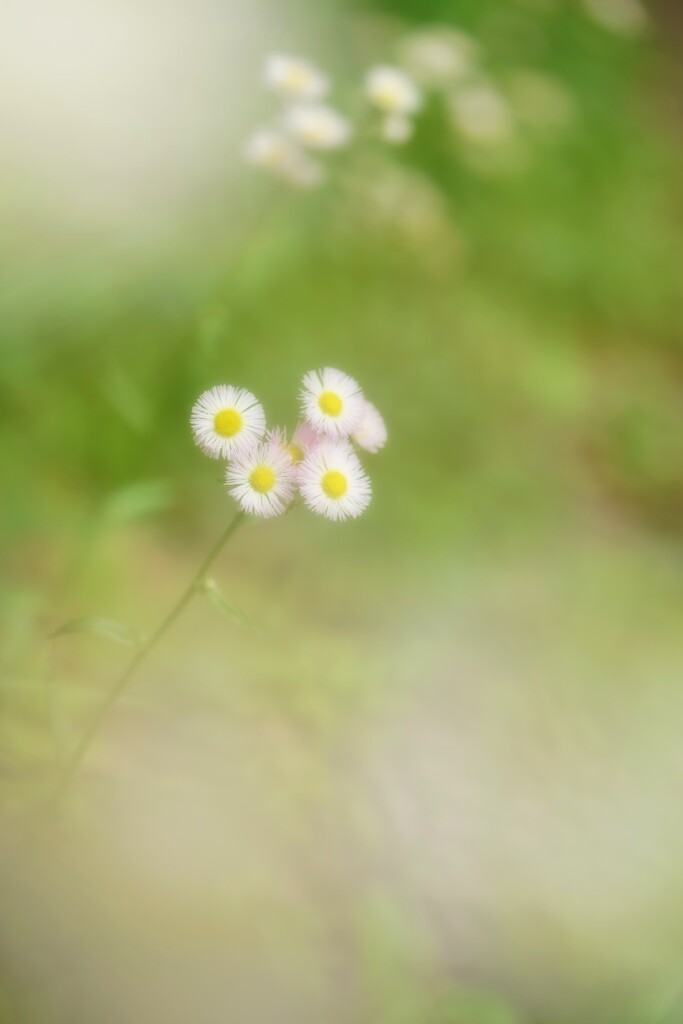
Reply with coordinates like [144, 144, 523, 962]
[101, 479, 175, 525]
[200, 578, 259, 633]
[50, 617, 145, 647]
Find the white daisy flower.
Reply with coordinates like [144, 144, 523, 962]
[299, 367, 365, 438]
[191, 385, 266, 460]
[226, 437, 297, 518]
[381, 113, 414, 145]
[351, 399, 388, 453]
[264, 54, 329, 101]
[298, 441, 372, 521]
[365, 66, 421, 116]
[283, 103, 352, 150]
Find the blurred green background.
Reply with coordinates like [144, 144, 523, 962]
[2, 0, 683, 1021]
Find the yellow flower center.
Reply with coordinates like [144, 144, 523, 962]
[322, 470, 348, 500]
[303, 117, 328, 144]
[374, 84, 400, 112]
[214, 408, 243, 438]
[284, 65, 309, 93]
[318, 391, 343, 417]
[249, 466, 276, 494]
[264, 141, 286, 167]
[287, 443, 305, 465]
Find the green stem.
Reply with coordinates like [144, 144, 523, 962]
[48, 511, 245, 807]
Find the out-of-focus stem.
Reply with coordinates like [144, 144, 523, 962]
[47, 511, 245, 808]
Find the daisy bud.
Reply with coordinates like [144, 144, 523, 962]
[290, 422, 323, 461]
[351, 399, 388, 453]
[268, 423, 323, 466]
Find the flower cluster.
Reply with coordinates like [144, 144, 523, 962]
[396, 24, 578, 177]
[396, 26, 514, 150]
[244, 55, 353, 188]
[244, 53, 423, 186]
[365, 66, 422, 145]
[191, 369, 387, 521]
[243, 25, 585, 192]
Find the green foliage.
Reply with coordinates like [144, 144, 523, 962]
[99, 479, 176, 526]
[50, 617, 145, 648]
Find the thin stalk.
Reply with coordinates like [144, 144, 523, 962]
[47, 511, 245, 807]
[42, 640, 73, 766]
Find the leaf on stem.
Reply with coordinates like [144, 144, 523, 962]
[101, 479, 175, 525]
[50, 617, 146, 647]
[199, 578, 259, 633]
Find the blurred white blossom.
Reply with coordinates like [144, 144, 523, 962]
[340, 158, 463, 262]
[582, 0, 648, 35]
[244, 128, 296, 170]
[351, 399, 388, 454]
[507, 69, 576, 134]
[283, 103, 352, 150]
[244, 128, 324, 187]
[264, 53, 329, 101]
[398, 26, 480, 89]
[448, 81, 515, 144]
[365, 65, 421, 116]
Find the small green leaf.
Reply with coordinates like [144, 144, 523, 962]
[50, 617, 145, 647]
[199, 578, 259, 633]
[101, 480, 175, 525]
